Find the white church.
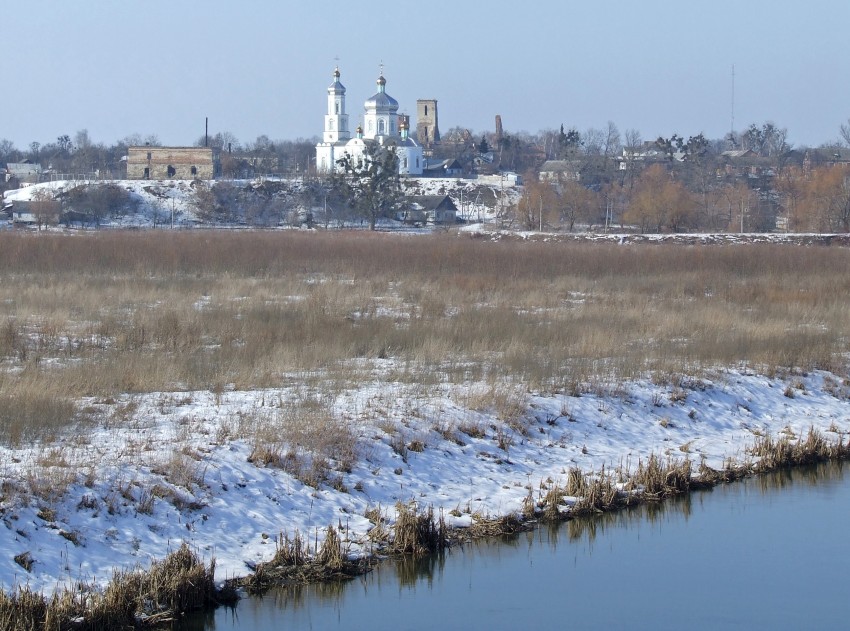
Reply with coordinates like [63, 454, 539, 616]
[315, 67, 424, 176]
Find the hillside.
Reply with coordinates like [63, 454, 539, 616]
[1, 177, 521, 229]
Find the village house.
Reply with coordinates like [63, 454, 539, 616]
[397, 195, 457, 225]
[6, 199, 61, 226]
[422, 158, 462, 177]
[5, 161, 43, 184]
[615, 142, 674, 171]
[539, 160, 582, 182]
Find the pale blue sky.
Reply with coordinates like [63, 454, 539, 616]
[4, 0, 849, 149]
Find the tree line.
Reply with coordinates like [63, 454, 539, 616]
[4, 116, 850, 233]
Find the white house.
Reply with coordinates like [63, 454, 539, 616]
[316, 68, 423, 176]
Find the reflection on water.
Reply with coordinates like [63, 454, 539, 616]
[179, 461, 848, 631]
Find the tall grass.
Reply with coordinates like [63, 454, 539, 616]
[0, 543, 218, 630]
[1, 231, 850, 443]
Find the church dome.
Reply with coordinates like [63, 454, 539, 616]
[328, 67, 345, 94]
[365, 75, 399, 112]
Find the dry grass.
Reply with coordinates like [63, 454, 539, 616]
[0, 543, 219, 630]
[750, 427, 849, 470]
[390, 502, 448, 556]
[1, 231, 850, 445]
[245, 399, 358, 488]
[243, 526, 369, 594]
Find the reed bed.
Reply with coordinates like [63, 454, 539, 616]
[1, 231, 850, 444]
[244, 526, 369, 594]
[535, 428, 850, 525]
[0, 543, 221, 631]
[390, 502, 448, 556]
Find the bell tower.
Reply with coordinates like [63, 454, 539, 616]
[324, 67, 350, 143]
[416, 99, 440, 148]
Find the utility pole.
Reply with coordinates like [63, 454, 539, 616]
[539, 196, 543, 231]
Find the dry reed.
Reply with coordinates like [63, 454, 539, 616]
[0, 543, 219, 631]
[2, 233, 850, 445]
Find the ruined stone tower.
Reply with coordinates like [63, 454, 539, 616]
[416, 99, 440, 148]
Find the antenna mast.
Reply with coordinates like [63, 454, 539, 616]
[730, 64, 735, 139]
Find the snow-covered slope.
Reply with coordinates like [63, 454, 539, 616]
[1, 366, 848, 593]
[2, 177, 521, 229]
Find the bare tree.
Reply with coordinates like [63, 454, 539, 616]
[30, 189, 61, 229]
[581, 128, 605, 156]
[840, 119, 850, 148]
[602, 121, 621, 159]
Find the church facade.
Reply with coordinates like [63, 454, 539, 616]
[316, 68, 423, 176]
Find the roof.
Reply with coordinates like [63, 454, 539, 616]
[423, 159, 462, 173]
[365, 76, 399, 112]
[381, 137, 420, 148]
[721, 150, 756, 159]
[407, 195, 457, 212]
[540, 160, 581, 172]
[328, 67, 346, 94]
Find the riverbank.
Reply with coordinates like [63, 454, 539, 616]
[2, 367, 849, 599]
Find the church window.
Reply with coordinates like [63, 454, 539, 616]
[403, 157, 408, 169]
[368, 121, 374, 132]
[416, 157, 420, 168]
[424, 105, 428, 116]
[335, 102, 340, 114]
[379, 119, 385, 134]
[329, 120, 334, 130]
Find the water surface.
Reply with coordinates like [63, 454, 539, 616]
[182, 463, 849, 630]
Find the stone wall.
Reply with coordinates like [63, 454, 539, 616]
[127, 147, 218, 180]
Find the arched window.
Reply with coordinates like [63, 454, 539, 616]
[378, 119, 385, 134]
[329, 120, 334, 130]
[335, 102, 340, 114]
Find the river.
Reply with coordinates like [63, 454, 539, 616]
[181, 462, 849, 630]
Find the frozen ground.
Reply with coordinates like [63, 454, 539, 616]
[0, 365, 848, 593]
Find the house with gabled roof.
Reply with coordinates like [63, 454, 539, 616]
[397, 195, 457, 225]
[422, 158, 462, 177]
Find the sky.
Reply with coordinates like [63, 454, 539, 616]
[3, 0, 849, 150]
